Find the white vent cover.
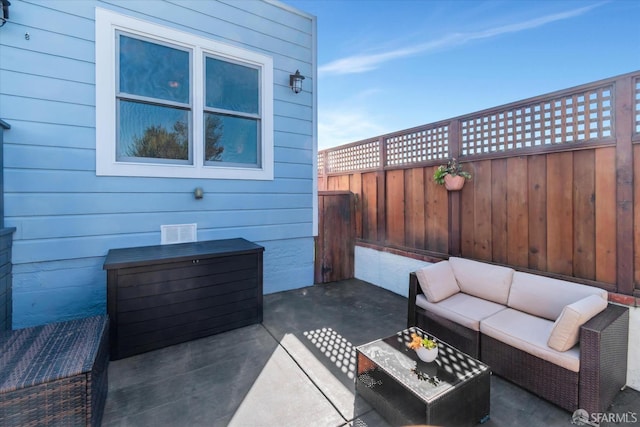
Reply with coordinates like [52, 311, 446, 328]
[161, 223, 197, 245]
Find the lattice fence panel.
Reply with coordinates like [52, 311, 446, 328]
[317, 151, 325, 175]
[460, 85, 613, 156]
[385, 125, 449, 166]
[326, 139, 380, 173]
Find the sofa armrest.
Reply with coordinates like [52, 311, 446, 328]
[407, 272, 423, 327]
[579, 303, 629, 414]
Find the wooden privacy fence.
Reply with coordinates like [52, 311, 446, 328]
[318, 70, 640, 297]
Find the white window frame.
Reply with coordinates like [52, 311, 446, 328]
[95, 8, 274, 180]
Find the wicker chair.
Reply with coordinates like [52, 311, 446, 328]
[0, 315, 109, 426]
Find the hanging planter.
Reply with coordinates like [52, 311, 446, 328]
[433, 158, 472, 191]
[444, 174, 466, 191]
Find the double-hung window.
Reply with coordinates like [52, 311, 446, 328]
[96, 8, 274, 180]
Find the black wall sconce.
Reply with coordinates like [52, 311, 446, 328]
[0, 0, 10, 28]
[289, 70, 305, 94]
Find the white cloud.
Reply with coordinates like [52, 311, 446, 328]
[318, 109, 387, 150]
[319, 3, 604, 76]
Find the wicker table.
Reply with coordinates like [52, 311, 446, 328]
[0, 315, 109, 426]
[356, 327, 490, 426]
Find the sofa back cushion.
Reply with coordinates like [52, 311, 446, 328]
[415, 261, 460, 303]
[547, 295, 608, 352]
[448, 257, 514, 305]
[508, 272, 608, 320]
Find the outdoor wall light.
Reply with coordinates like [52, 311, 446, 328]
[289, 70, 305, 94]
[0, 0, 10, 28]
[194, 187, 204, 199]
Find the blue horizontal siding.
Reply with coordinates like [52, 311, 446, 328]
[0, 70, 95, 106]
[275, 98, 314, 123]
[0, 45, 95, 84]
[2, 0, 316, 327]
[18, 0, 96, 28]
[5, 144, 94, 171]
[275, 162, 312, 179]
[2, 25, 94, 63]
[275, 146, 314, 164]
[12, 209, 313, 240]
[11, 236, 314, 329]
[5, 192, 312, 216]
[276, 131, 314, 151]
[2, 95, 94, 127]
[12, 222, 313, 263]
[5, 169, 311, 193]
[1, 120, 94, 149]
[101, 0, 313, 62]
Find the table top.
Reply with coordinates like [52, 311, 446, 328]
[356, 327, 489, 403]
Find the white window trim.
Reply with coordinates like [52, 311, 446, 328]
[95, 8, 274, 180]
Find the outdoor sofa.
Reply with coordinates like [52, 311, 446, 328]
[407, 257, 629, 415]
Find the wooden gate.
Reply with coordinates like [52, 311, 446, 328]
[315, 191, 355, 283]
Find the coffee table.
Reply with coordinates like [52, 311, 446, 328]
[356, 327, 490, 426]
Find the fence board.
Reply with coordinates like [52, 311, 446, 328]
[491, 159, 508, 264]
[425, 166, 449, 254]
[404, 168, 426, 248]
[595, 147, 616, 284]
[386, 169, 405, 246]
[547, 152, 574, 275]
[350, 173, 363, 239]
[473, 160, 493, 261]
[507, 157, 529, 268]
[573, 150, 596, 280]
[361, 172, 378, 242]
[528, 155, 547, 270]
[328, 175, 350, 191]
[460, 173, 474, 256]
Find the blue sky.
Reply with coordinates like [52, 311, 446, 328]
[284, 0, 640, 149]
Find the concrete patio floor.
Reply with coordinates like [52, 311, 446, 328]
[102, 279, 639, 426]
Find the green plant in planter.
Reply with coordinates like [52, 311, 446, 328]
[409, 333, 438, 350]
[433, 157, 472, 185]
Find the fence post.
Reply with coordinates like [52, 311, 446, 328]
[614, 75, 634, 295]
[321, 150, 329, 191]
[448, 119, 462, 256]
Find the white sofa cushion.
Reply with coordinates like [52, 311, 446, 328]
[508, 272, 608, 320]
[416, 293, 506, 331]
[547, 295, 608, 352]
[448, 257, 514, 305]
[415, 261, 460, 303]
[481, 308, 580, 372]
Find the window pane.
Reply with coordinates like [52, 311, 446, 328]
[205, 57, 259, 114]
[119, 35, 190, 104]
[204, 113, 259, 166]
[118, 100, 191, 162]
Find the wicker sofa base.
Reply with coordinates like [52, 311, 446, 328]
[0, 315, 109, 426]
[482, 334, 579, 412]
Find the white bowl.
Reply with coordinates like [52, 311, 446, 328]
[415, 346, 438, 362]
